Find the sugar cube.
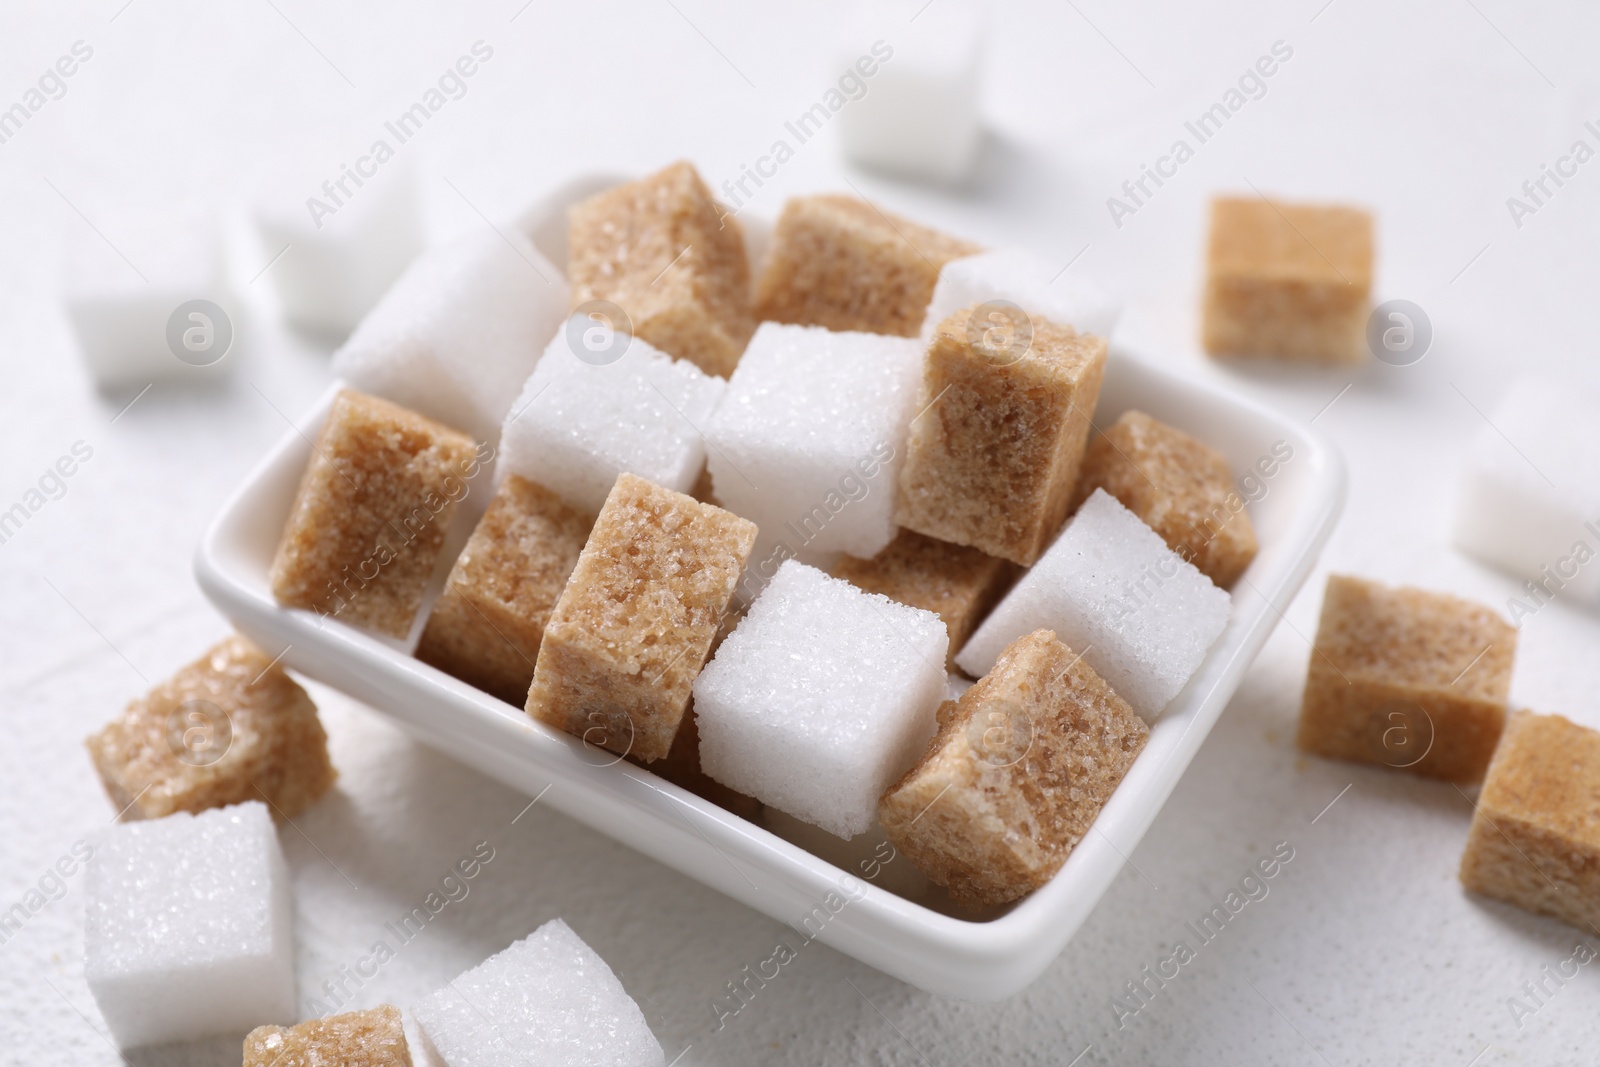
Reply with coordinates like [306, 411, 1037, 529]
[1459, 711, 1600, 932]
[413, 918, 663, 1067]
[416, 475, 594, 705]
[84, 802, 293, 1048]
[528, 474, 755, 763]
[693, 560, 948, 838]
[1296, 575, 1516, 783]
[753, 194, 981, 336]
[497, 324, 726, 516]
[703, 322, 923, 557]
[922, 248, 1119, 343]
[86, 635, 335, 820]
[896, 306, 1107, 566]
[270, 389, 484, 638]
[244, 1005, 412, 1067]
[1073, 410, 1259, 587]
[630, 706, 762, 821]
[881, 630, 1147, 907]
[957, 489, 1230, 718]
[1202, 195, 1373, 363]
[567, 162, 755, 378]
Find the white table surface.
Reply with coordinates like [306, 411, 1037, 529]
[4, 1, 1600, 1063]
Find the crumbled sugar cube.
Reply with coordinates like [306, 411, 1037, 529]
[269, 389, 483, 638]
[957, 489, 1230, 718]
[416, 475, 594, 705]
[527, 474, 755, 763]
[881, 630, 1147, 907]
[1296, 575, 1516, 783]
[84, 802, 293, 1048]
[413, 918, 663, 1067]
[1459, 711, 1600, 932]
[244, 1005, 412, 1067]
[497, 324, 726, 516]
[1073, 410, 1259, 587]
[753, 194, 981, 336]
[693, 560, 949, 838]
[921, 248, 1120, 343]
[703, 322, 923, 557]
[1202, 195, 1373, 363]
[86, 635, 335, 821]
[567, 161, 755, 378]
[896, 306, 1107, 566]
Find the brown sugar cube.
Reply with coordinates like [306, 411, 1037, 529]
[527, 473, 757, 763]
[834, 529, 1018, 672]
[85, 635, 335, 821]
[1202, 195, 1374, 363]
[1296, 575, 1516, 783]
[753, 194, 981, 337]
[567, 161, 755, 378]
[895, 306, 1108, 566]
[244, 1004, 412, 1067]
[1460, 711, 1600, 933]
[879, 629, 1147, 908]
[269, 389, 480, 638]
[1072, 410, 1259, 587]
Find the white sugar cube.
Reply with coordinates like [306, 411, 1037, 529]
[498, 321, 725, 515]
[922, 248, 1121, 341]
[84, 802, 293, 1048]
[414, 918, 662, 1067]
[694, 560, 948, 838]
[957, 489, 1231, 718]
[1452, 376, 1600, 606]
[332, 228, 568, 445]
[704, 322, 923, 558]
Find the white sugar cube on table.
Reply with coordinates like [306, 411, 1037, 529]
[957, 489, 1231, 719]
[498, 321, 726, 515]
[414, 918, 662, 1067]
[922, 248, 1121, 341]
[333, 227, 568, 445]
[694, 560, 948, 838]
[84, 801, 293, 1049]
[704, 322, 923, 558]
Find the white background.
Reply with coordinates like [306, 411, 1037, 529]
[3, 1, 1600, 1063]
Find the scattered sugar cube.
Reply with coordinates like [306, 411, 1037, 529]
[896, 306, 1107, 566]
[416, 475, 594, 705]
[84, 802, 293, 1048]
[413, 918, 663, 1067]
[244, 1005, 412, 1067]
[1296, 574, 1516, 783]
[270, 389, 483, 638]
[1073, 410, 1259, 587]
[1202, 195, 1373, 363]
[834, 528, 1017, 672]
[497, 325, 726, 516]
[957, 489, 1230, 718]
[753, 194, 980, 337]
[1459, 711, 1600, 932]
[693, 560, 948, 838]
[703, 322, 923, 557]
[881, 630, 1147, 907]
[86, 635, 334, 821]
[922, 247, 1120, 343]
[528, 474, 755, 763]
[567, 162, 755, 378]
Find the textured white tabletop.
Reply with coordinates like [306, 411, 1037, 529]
[4, 2, 1600, 1063]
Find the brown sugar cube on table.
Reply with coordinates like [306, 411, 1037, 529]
[527, 473, 757, 764]
[753, 194, 981, 337]
[86, 635, 335, 821]
[244, 1005, 412, 1067]
[1202, 195, 1374, 363]
[879, 629, 1148, 908]
[567, 160, 755, 378]
[1296, 575, 1516, 783]
[1459, 711, 1600, 934]
[895, 306, 1107, 566]
[1072, 410, 1259, 587]
[269, 388, 481, 638]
